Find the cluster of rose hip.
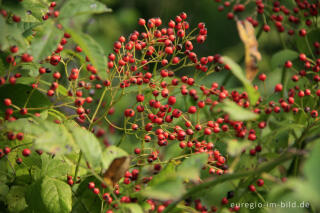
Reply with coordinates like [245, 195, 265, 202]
[214, 0, 320, 37]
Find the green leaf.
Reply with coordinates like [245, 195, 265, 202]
[6, 186, 28, 213]
[21, 0, 48, 21]
[7, 118, 102, 168]
[40, 154, 71, 179]
[222, 56, 260, 105]
[177, 153, 208, 181]
[59, 0, 111, 19]
[0, 183, 9, 202]
[226, 139, 251, 156]
[6, 118, 78, 155]
[0, 16, 8, 48]
[296, 29, 320, 56]
[142, 178, 185, 201]
[72, 176, 101, 213]
[304, 141, 320, 195]
[41, 176, 72, 213]
[65, 29, 108, 79]
[2, 0, 47, 21]
[218, 100, 258, 121]
[149, 163, 176, 186]
[271, 49, 299, 69]
[0, 84, 51, 114]
[18, 62, 41, 77]
[122, 203, 144, 213]
[101, 146, 128, 170]
[0, 17, 29, 50]
[15, 76, 36, 85]
[64, 121, 102, 168]
[30, 20, 63, 62]
[25, 180, 47, 212]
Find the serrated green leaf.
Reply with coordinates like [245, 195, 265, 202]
[65, 29, 108, 79]
[40, 154, 70, 179]
[6, 118, 78, 155]
[6, 186, 28, 213]
[6, 118, 102, 169]
[218, 100, 258, 121]
[59, 0, 111, 19]
[64, 121, 102, 168]
[177, 153, 208, 181]
[41, 176, 72, 213]
[271, 49, 299, 69]
[30, 20, 63, 62]
[222, 56, 260, 105]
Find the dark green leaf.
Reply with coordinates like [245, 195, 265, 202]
[72, 176, 101, 213]
[0, 183, 9, 202]
[271, 49, 299, 69]
[296, 29, 320, 57]
[0, 84, 51, 114]
[59, 0, 111, 19]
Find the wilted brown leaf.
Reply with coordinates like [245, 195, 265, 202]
[236, 20, 262, 81]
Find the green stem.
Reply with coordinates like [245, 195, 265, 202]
[73, 151, 82, 182]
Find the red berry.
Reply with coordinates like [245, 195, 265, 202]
[257, 179, 264, 186]
[136, 94, 144, 102]
[10, 46, 18, 53]
[274, 84, 283, 92]
[4, 98, 12, 106]
[22, 148, 31, 157]
[285, 60, 292, 68]
[93, 188, 100, 194]
[88, 182, 95, 189]
[258, 73, 266, 81]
